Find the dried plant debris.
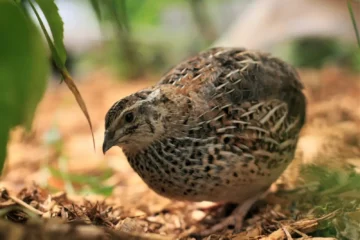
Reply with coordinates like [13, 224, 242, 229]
[0, 187, 172, 240]
[1, 167, 360, 240]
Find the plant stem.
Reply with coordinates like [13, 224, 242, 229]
[189, 0, 218, 44]
[348, 0, 360, 48]
[107, 0, 144, 79]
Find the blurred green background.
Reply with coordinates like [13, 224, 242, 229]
[34, 0, 360, 80]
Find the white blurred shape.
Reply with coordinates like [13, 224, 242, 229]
[56, 0, 103, 54]
[29, 0, 104, 55]
[214, 0, 360, 51]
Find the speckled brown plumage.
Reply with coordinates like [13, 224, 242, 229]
[103, 47, 306, 234]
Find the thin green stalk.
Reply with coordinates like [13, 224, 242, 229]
[28, 0, 95, 149]
[348, 0, 360, 48]
[105, 0, 144, 79]
[189, 0, 217, 44]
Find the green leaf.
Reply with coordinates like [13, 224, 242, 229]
[125, 0, 179, 27]
[48, 167, 114, 196]
[32, 0, 67, 68]
[49, 167, 113, 185]
[0, 0, 48, 173]
[80, 185, 114, 197]
[89, 0, 102, 21]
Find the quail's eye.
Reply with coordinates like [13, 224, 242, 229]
[124, 112, 134, 123]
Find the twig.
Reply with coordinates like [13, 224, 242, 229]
[1, 189, 44, 216]
[281, 224, 293, 240]
[8, 195, 44, 216]
[289, 226, 309, 238]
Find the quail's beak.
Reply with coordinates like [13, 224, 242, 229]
[102, 131, 115, 154]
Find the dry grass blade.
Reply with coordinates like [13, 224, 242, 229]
[62, 70, 95, 150]
[280, 224, 294, 240]
[259, 211, 339, 240]
[294, 238, 337, 240]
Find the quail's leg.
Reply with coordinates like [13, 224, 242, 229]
[196, 193, 264, 237]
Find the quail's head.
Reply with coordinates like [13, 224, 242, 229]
[102, 89, 165, 155]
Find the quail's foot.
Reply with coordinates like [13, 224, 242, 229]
[196, 193, 262, 237]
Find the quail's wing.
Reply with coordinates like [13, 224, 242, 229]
[158, 47, 306, 126]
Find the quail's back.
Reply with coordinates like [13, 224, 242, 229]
[103, 47, 306, 204]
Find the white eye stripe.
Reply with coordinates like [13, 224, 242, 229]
[146, 89, 161, 101]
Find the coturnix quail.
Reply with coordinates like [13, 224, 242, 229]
[103, 47, 306, 235]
